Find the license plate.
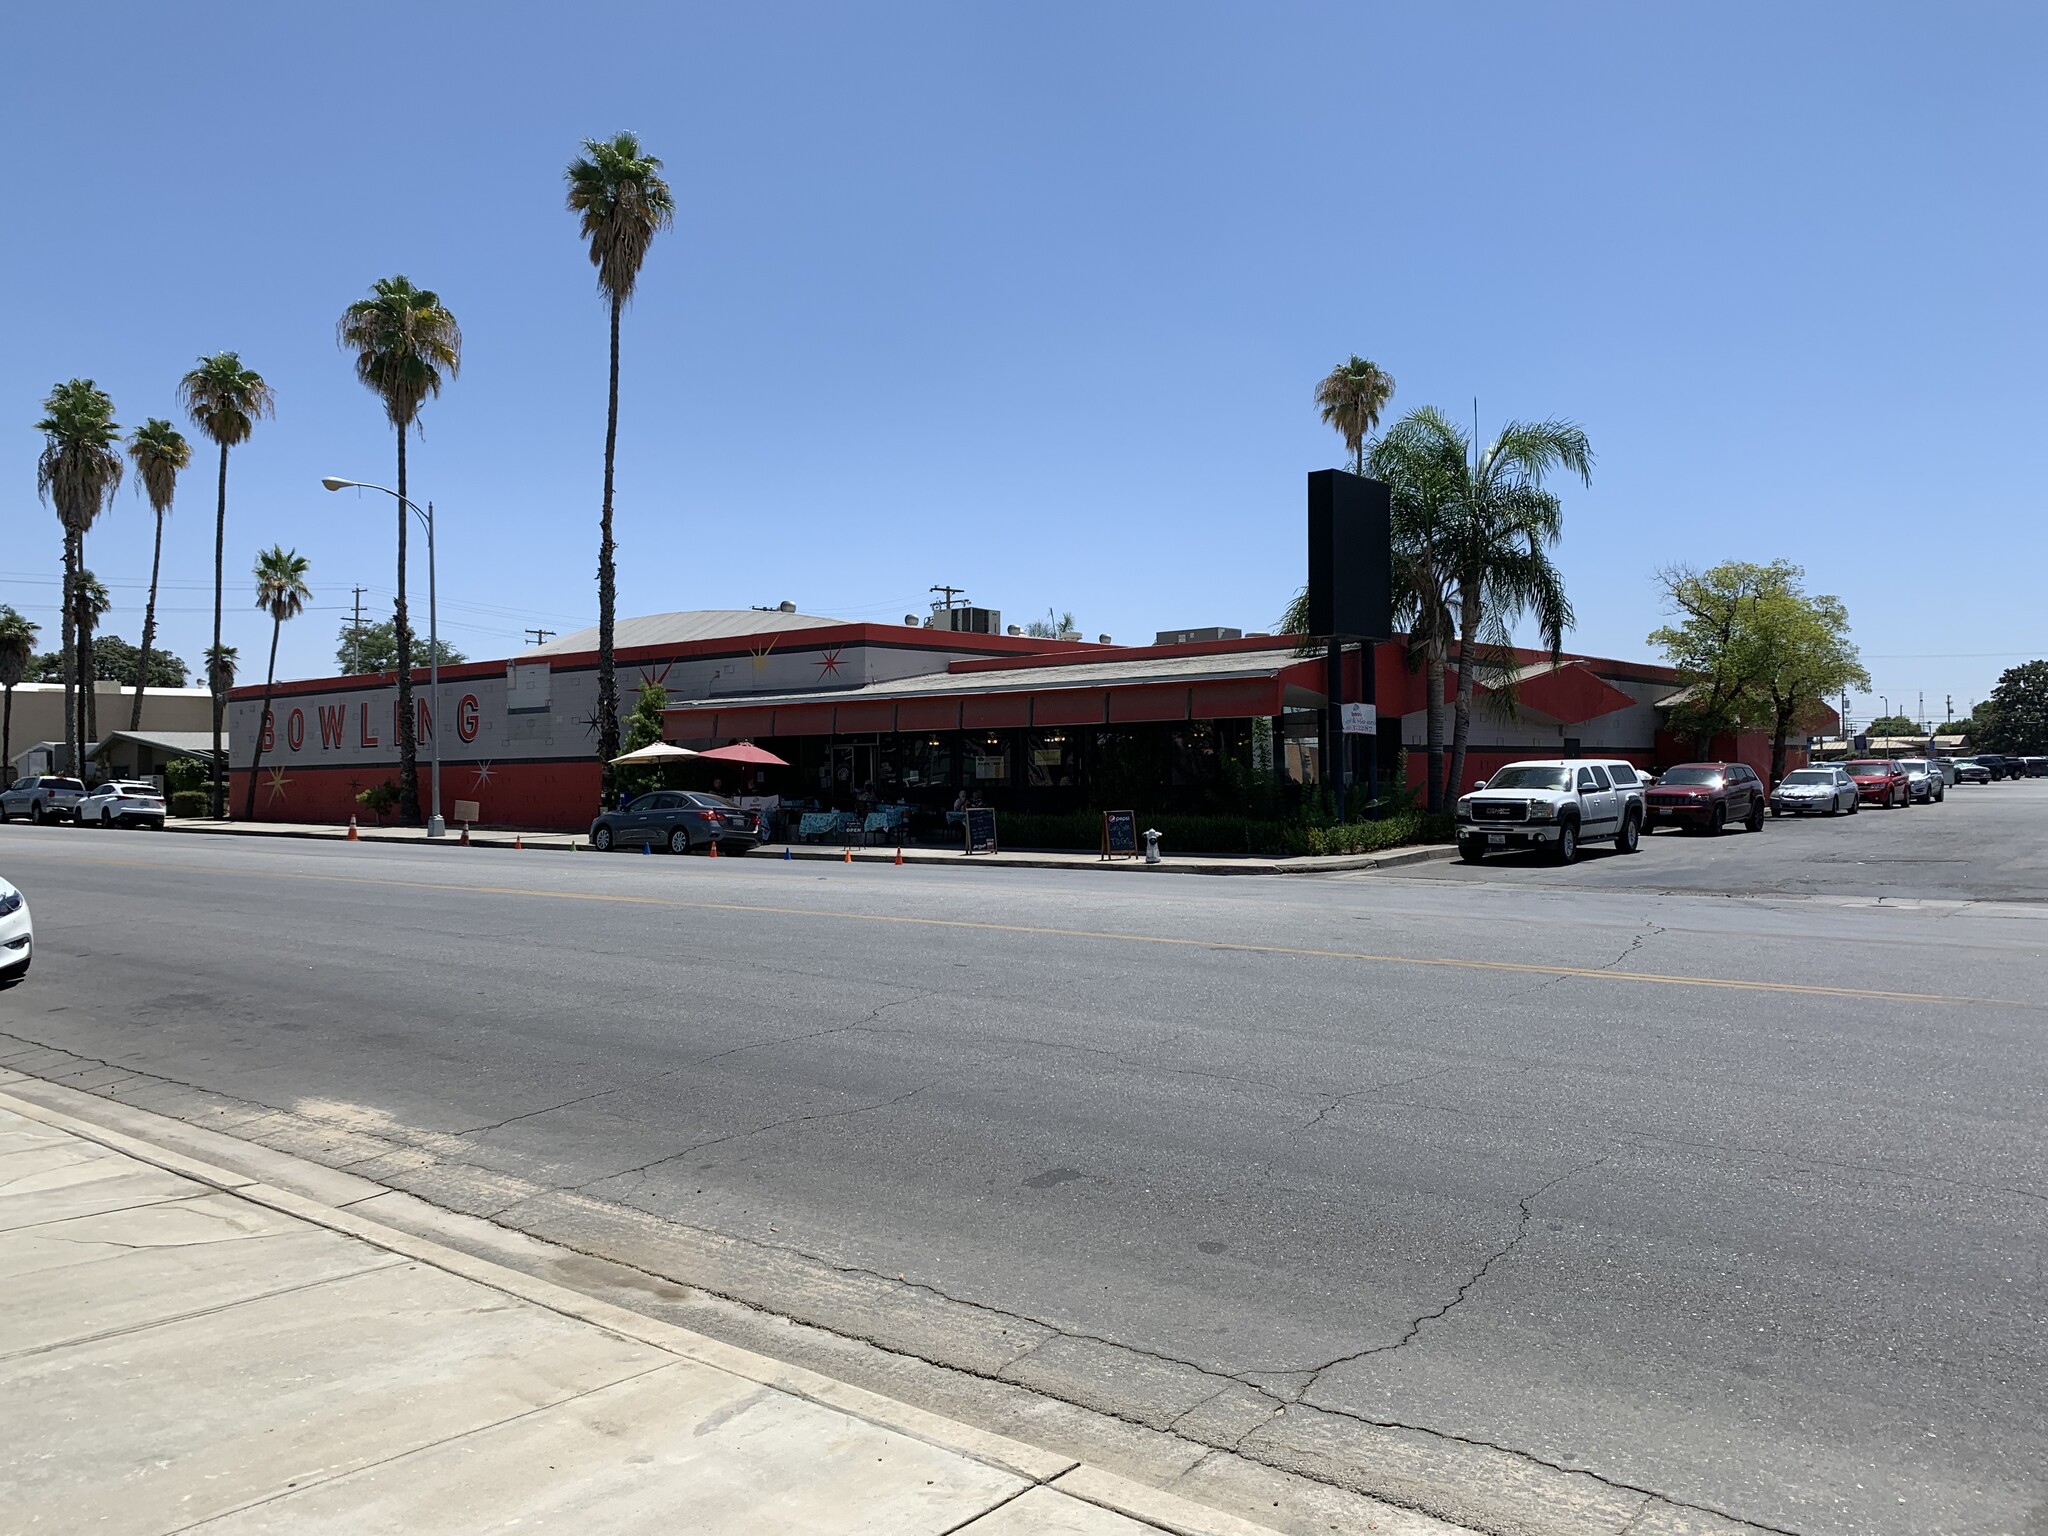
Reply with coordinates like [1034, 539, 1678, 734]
[1486, 834, 1505, 847]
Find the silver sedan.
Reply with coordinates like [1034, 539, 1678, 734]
[1769, 765, 1859, 817]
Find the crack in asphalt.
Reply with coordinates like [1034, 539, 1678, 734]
[1285, 1153, 1615, 1403]
[1292, 1063, 1460, 1134]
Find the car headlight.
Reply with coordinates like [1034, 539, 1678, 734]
[0, 889, 22, 916]
[1454, 797, 1474, 817]
[1525, 802, 1556, 822]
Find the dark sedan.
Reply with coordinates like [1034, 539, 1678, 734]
[1843, 758, 1911, 807]
[1952, 757, 1993, 785]
[1644, 762, 1766, 834]
[589, 791, 765, 854]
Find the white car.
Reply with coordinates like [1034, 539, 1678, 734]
[1768, 765, 1859, 817]
[0, 875, 31, 984]
[1455, 758, 1646, 864]
[1895, 758, 1946, 804]
[76, 781, 167, 829]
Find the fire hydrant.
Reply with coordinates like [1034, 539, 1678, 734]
[1144, 827, 1163, 864]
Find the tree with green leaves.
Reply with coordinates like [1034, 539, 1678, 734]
[1976, 661, 2048, 755]
[1649, 560, 1869, 776]
[34, 379, 123, 779]
[73, 571, 112, 748]
[1751, 575, 1869, 782]
[336, 276, 462, 823]
[31, 637, 188, 689]
[1865, 714, 1919, 737]
[1373, 408, 1583, 799]
[125, 418, 191, 730]
[334, 618, 465, 676]
[244, 546, 312, 817]
[1314, 357, 1395, 475]
[180, 353, 274, 817]
[1022, 609, 1078, 640]
[566, 131, 674, 807]
[0, 606, 40, 777]
[615, 680, 670, 799]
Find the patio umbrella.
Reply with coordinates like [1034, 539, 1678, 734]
[696, 742, 789, 767]
[609, 741, 700, 765]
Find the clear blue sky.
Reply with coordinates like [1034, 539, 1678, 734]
[7, 3, 2042, 729]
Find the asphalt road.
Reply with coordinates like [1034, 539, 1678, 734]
[2, 785, 2044, 1536]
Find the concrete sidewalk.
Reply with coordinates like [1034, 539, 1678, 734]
[0, 1091, 1282, 1536]
[160, 817, 1457, 877]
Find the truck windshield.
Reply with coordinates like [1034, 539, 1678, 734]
[1486, 766, 1571, 792]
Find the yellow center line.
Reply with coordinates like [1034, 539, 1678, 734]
[25, 851, 2032, 1009]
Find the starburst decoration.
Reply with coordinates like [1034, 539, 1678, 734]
[816, 645, 844, 678]
[345, 775, 362, 798]
[471, 760, 495, 791]
[580, 707, 607, 740]
[636, 662, 674, 689]
[264, 767, 291, 804]
[749, 636, 778, 673]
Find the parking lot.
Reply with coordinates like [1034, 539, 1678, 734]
[1398, 775, 2048, 903]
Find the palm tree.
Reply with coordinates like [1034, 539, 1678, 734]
[179, 353, 274, 818]
[34, 380, 123, 779]
[1375, 408, 1586, 798]
[243, 546, 312, 818]
[73, 571, 112, 752]
[566, 131, 674, 804]
[335, 276, 462, 824]
[126, 419, 191, 730]
[1314, 356, 1395, 475]
[0, 607, 40, 779]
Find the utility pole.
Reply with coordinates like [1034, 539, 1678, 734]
[347, 587, 369, 675]
[1918, 691, 1925, 734]
[1945, 693, 1953, 727]
[929, 584, 966, 614]
[523, 628, 555, 648]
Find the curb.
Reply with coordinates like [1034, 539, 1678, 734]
[160, 819, 1460, 877]
[0, 1082, 1287, 1536]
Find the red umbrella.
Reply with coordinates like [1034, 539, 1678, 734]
[697, 742, 789, 767]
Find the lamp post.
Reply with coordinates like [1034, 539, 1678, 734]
[321, 477, 444, 837]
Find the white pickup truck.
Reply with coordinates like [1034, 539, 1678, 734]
[1454, 758, 1648, 864]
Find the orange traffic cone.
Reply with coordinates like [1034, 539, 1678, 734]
[843, 847, 853, 864]
[894, 846, 903, 865]
[514, 834, 523, 850]
[346, 816, 360, 842]
[708, 839, 719, 858]
[459, 826, 470, 846]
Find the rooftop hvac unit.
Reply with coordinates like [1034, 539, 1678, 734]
[931, 605, 1001, 634]
[1155, 626, 1243, 646]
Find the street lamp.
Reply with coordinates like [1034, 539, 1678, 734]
[321, 477, 445, 838]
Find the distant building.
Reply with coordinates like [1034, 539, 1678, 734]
[8, 682, 217, 779]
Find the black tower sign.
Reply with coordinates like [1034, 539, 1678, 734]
[1306, 469, 1392, 639]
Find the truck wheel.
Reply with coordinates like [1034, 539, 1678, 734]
[1617, 813, 1641, 853]
[1553, 821, 1579, 864]
[1458, 841, 1486, 864]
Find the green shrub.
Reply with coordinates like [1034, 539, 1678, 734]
[985, 807, 1453, 858]
[163, 757, 210, 796]
[356, 781, 400, 822]
[168, 790, 210, 819]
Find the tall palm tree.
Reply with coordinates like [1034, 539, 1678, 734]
[125, 419, 191, 730]
[0, 606, 40, 779]
[73, 571, 112, 752]
[566, 131, 674, 804]
[34, 380, 123, 779]
[1314, 356, 1396, 475]
[243, 546, 312, 818]
[335, 276, 462, 823]
[1376, 408, 1586, 798]
[179, 353, 274, 818]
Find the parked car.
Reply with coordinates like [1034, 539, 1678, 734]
[1454, 758, 1645, 864]
[2021, 756, 2048, 778]
[76, 781, 167, 829]
[1769, 765, 1860, 817]
[1643, 762, 1767, 834]
[1951, 756, 1992, 784]
[1895, 758, 1946, 804]
[0, 873, 29, 985]
[1843, 758, 1912, 807]
[0, 776, 87, 824]
[589, 790, 765, 854]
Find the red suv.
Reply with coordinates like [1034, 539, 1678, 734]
[1644, 762, 1766, 834]
[1843, 759, 1911, 808]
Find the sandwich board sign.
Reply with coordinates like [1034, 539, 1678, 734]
[964, 807, 998, 855]
[1100, 809, 1137, 859]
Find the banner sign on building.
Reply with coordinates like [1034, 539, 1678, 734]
[1340, 702, 1377, 735]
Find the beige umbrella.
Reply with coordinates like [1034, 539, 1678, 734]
[609, 741, 700, 765]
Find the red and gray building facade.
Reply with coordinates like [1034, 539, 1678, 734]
[228, 609, 1820, 830]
